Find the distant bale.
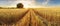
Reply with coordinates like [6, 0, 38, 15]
[17, 3, 24, 8]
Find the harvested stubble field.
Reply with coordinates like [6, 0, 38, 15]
[0, 8, 60, 26]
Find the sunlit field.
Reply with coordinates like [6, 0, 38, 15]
[33, 8, 60, 26]
[0, 8, 60, 26]
[0, 9, 29, 26]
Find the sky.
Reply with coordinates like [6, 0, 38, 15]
[0, 0, 60, 8]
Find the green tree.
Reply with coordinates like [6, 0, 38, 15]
[17, 3, 24, 8]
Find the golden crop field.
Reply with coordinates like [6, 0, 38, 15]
[0, 8, 60, 26]
[33, 8, 60, 26]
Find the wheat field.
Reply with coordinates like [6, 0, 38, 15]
[0, 8, 60, 26]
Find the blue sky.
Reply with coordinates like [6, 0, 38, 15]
[36, 0, 60, 6]
[0, 0, 60, 7]
[48, 0, 60, 6]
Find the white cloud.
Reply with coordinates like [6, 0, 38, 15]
[42, 0, 50, 6]
[0, 0, 50, 8]
[15, 0, 36, 8]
